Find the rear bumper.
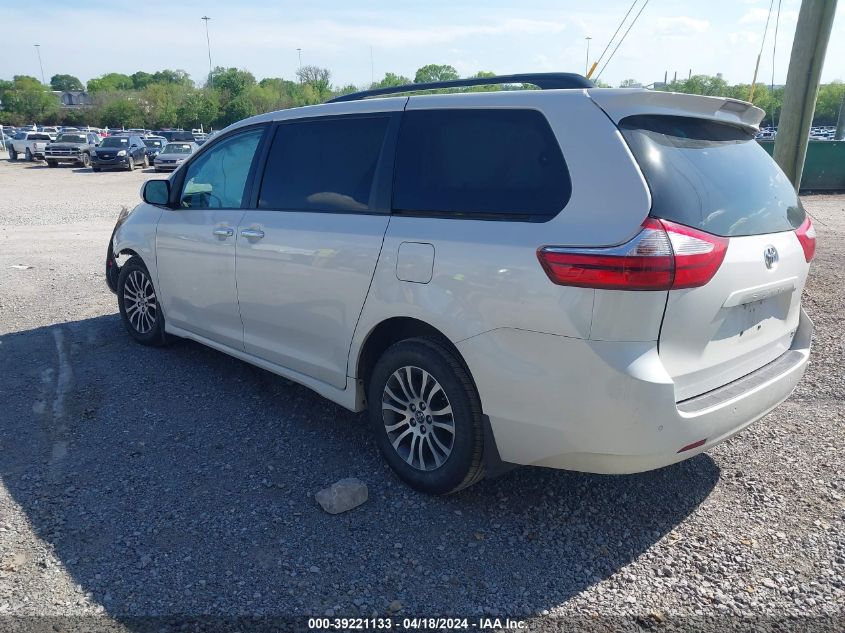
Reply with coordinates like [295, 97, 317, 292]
[457, 308, 812, 474]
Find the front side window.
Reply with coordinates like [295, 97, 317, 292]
[179, 128, 264, 209]
[258, 116, 390, 212]
[392, 109, 571, 220]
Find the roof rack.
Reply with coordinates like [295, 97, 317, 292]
[328, 72, 594, 103]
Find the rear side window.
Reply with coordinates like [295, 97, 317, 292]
[392, 109, 570, 220]
[258, 116, 390, 212]
[620, 115, 805, 237]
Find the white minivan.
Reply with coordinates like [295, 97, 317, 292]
[106, 73, 814, 494]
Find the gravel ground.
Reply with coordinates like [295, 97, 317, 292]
[0, 159, 843, 631]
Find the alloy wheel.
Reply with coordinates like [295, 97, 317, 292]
[382, 365, 455, 471]
[123, 269, 157, 334]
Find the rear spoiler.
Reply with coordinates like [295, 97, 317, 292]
[587, 89, 764, 131]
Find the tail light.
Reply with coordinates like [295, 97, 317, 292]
[537, 218, 728, 291]
[795, 217, 816, 262]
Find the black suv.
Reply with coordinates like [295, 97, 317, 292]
[91, 135, 148, 171]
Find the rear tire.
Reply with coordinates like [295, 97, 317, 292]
[142, 154, 149, 168]
[368, 337, 484, 495]
[117, 257, 170, 347]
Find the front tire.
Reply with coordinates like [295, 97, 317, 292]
[126, 157, 135, 171]
[142, 154, 149, 168]
[9, 148, 18, 161]
[46, 159, 58, 168]
[117, 257, 170, 346]
[368, 337, 484, 495]
[80, 152, 91, 168]
[25, 148, 33, 161]
[92, 166, 101, 172]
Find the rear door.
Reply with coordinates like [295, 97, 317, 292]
[235, 112, 399, 389]
[620, 114, 811, 401]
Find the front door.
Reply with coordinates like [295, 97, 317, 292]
[235, 113, 398, 388]
[156, 126, 265, 349]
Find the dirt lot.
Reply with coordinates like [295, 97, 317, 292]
[0, 159, 843, 630]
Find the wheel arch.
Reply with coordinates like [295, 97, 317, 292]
[354, 317, 479, 407]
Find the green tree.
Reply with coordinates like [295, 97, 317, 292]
[814, 81, 845, 125]
[88, 73, 134, 92]
[2, 89, 59, 121]
[371, 72, 411, 89]
[296, 65, 332, 97]
[50, 74, 84, 91]
[414, 64, 459, 84]
[152, 69, 193, 86]
[99, 97, 145, 128]
[619, 78, 640, 88]
[210, 67, 256, 98]
[12, 75, 42, 91]
[220, 94, 256, 126]
[176, 90, 219, 129]
[131, 71, 154, 90]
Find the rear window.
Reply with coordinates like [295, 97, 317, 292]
[620, 115, 805, 237]
[258, 116, 390, 212]
[28, 133, 51, 141]
[392, 109, 570, 221]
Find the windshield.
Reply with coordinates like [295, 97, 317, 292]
[162, 143, 193, 154]
[144, 139, 164, 147]
[620, 115, 805, 237]
[56, 134, 87, 144]
[101, 137, 130, 147]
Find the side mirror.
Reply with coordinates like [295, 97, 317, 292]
[142, 179, 170, 206]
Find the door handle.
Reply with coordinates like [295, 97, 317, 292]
[240, 228, 265, 239]
[213, 227, 234, 237]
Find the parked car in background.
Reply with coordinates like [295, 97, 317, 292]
[107, 76, 814, 494]
[91, 134, 148, 171]
[9, 131, 52, 161]
[157, 130, 196, 142]
[142, 136, 168, 163]
[45, 132, 102, 168]
[153, 141, 197, 172]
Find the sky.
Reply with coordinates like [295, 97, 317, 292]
[3, 0, 844, 89]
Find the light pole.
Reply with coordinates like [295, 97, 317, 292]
[34, 44, 45, 85]
[585, 36, 592, 76]
[201, 16, 213, 88]
[297, 48, 303, 71]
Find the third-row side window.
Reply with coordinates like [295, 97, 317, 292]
[392, 109, 571, 220]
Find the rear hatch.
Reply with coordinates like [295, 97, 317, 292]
[619, 113, 811, 401]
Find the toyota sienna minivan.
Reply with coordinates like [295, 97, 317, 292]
[106, 73, 814, 494]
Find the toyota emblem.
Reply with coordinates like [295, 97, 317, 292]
[763, 245, 779, 270]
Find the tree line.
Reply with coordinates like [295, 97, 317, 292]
[1, 64, 843, 130]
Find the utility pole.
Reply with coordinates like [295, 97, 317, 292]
[835, 89, 845, 141]
[297, 48, 303, 71]
[585, 36, 592, 75]
[201, 16, 213, 89]
[34, 44, 45, 85]
[370, 46, 374, 85]
[773, 0, 838, 190]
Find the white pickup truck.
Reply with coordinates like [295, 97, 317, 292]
[9, 131, 54, 161]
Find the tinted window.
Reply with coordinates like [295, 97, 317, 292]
[28, 133, 51, 141]
[180, 128, 264, 209]
[258, 116, 389, 212]
[392, 109, 570, 220]
[620, 115, 805, 237]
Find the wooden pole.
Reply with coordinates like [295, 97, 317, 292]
[773, 0, 838, 189]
